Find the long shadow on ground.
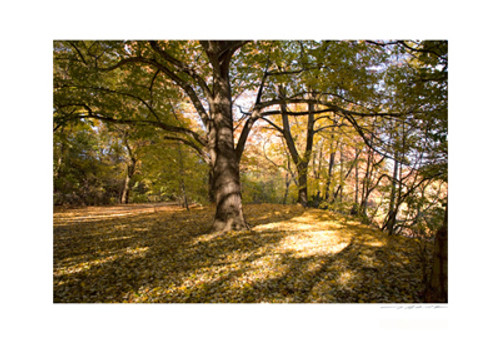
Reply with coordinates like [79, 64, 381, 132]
[53, 204, 305, 302]
[53, 204, 428, 303]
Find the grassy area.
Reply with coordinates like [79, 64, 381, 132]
[53, 203, 430, 303]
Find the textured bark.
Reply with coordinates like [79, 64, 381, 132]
[210, 111, 247, 231]
[424, 204, 448, 303]
[202, 41, 248, 232]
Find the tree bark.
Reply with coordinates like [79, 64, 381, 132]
[339, 143, 344, 203]
[280, 93, 316, 207]
[120, 160, 135, 204]
[324, 136, 339, 203]
[120, 135, 136, 205]
[282, 171, 291, 204]
[385, 156, 399, 235]
[424, 203, 448, 303]
[297, 162, 309, 207]
[176, 143, 189, 211]
[202, 41, 248, 232]
[207, 168, 216, 203]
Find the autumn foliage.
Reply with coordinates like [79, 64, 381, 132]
[53, 40, 447, 303]
[54, 204, 432, 303]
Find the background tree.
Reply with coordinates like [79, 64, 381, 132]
[53, 40, 447, 240]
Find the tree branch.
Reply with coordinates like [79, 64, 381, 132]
[149, 40, 212, 98]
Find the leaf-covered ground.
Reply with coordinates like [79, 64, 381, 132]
[54, 203, 431, 303]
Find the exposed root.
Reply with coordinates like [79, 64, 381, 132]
[210, 217, 251, 234]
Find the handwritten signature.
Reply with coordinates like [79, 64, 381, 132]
[380, 305, 447, 310]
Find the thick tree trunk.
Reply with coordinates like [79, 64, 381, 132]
[210, 126, 247, 231]
[424, 204, 448, 302]
[203, 41, 248, 232]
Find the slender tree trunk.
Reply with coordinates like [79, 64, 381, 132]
[177, 143, 189, 211]
[359, 147, 373, 218]
[54, 126, 65, 182]
[351, 147, 360, 215]
[385, 158, 399, 235]
[424, 203, 448, 302]
[278, 89, 316, 207]
[324, 145, 335, 203]
[282, 172, 290, 204]
[120, 134, 137, 205]
[355, 148, 359, 205]
[121, 160, 136, 204]
[337, 143, 344, 203]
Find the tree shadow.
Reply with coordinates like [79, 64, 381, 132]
[54, 204, 427, 303]
[53, 204, 305, 302]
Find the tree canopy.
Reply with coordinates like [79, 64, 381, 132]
[54, 39, 447, 238]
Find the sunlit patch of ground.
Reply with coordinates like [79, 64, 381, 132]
[53, 202, 192, 224]
[53, 203, 431, 303]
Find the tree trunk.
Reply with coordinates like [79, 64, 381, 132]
[424, 204, 448, 302]
[351, 147, 360, 215]
[207, 168, 216, 203]
[177, 143, 189, 211]
[355, 148, 359, 205]
[323, 145, 335, 203]
[121, 160, 135, 204]
[359, 147, 373, 220]
[297, 162, 309, 207]
[385, 157, 399, 235]
[279, 89, 316, 208]
[336, 143, 344, 203]
[203, 41, 248, 232]
[210, 123, 247, 232]
[282, 172, 290, 204]
[120, 134, 137, 205]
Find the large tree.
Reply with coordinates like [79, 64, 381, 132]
[54, 40, 444, 233]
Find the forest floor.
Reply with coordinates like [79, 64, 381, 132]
[53, 203, 431, 303]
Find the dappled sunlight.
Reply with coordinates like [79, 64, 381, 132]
[54, 203, 430, 303]
[54, 254, 119, 277]
[364, 240, 385, 247]
[338, 270, 354, 287]
[278, 231, 350, 258]
[53, 203, 194, 226]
